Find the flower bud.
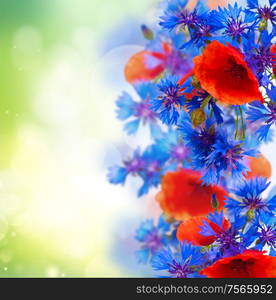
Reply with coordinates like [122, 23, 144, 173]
[211, 194, 219, 210]
[141, 24, 154, 40]
[191, 108, 206, 127]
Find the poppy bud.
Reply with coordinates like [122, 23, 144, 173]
[141, 24, 154, 40]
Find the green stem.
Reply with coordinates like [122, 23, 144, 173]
[239, 106, 246, 140]
[201, 95, 212, 109]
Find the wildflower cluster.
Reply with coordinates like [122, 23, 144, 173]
[108, 0, 276, 277]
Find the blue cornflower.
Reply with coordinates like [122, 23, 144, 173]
[246, 0, 276, 29]
[141, 24, 154, 40]
[151, 76, 185, 125]
[200, 212, 247, 258]
[266, 85, 276, 102]
[108, 144, 169, 196]
[226, 177, 276, 218]
[201, 132, 258, 185]
[142, 29, 194, 76]
[178, 115, 257, 185]
[135, 215, 171, 264]
[245, 212, 276, 255]
[178, 117, 217, 169]
[138, 144, 169, 196]
[116, 83, 161, 137]
[164, 47, 194, 76]
[209, 3, 256, 43]
[151, 242, 202, 278]
[208, 99, 224, 125]
[252, 46, 275, 74]
[159, 0, 199, 31]
[244, 30, 274, 79]
[160, 0, 211, 48]
[187, 22, 212, 48]
[246, 100, 276, 141]
[154, 129, 189, 166]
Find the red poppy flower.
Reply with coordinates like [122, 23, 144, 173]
[271, 44, 276, 76]
[245, 154, 272, 180]
[200, 250, 276, 278]
[156, 169, 227, 220]
[177, 216, 230, 246]
[193, 41, 263, 105]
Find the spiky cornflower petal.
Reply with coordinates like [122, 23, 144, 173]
[151, 76, 185, 125]
[226, 177, 275, 217]
[246, 0, 276, 27]
[135, 215, 171, 264]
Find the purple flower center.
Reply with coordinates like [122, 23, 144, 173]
[168, 260, 192, 278]
[225, 18, 247, 38]
[199, 129, 216, 147]
[144, 229, 162, 252]
[260, 225, 276, 247]
[165, 51, 193, 76]
[161, 85, 181, 108]
[146, 161, 160, 175]
[258, 6, 276, 22]
[171, 144, 187, 161]
[216, 228, 241, 256]
[177, 10, 199, 27]
[125, 157, 144, 173]
[225, 57, 248, 80]
[193, 23, 212, 42]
